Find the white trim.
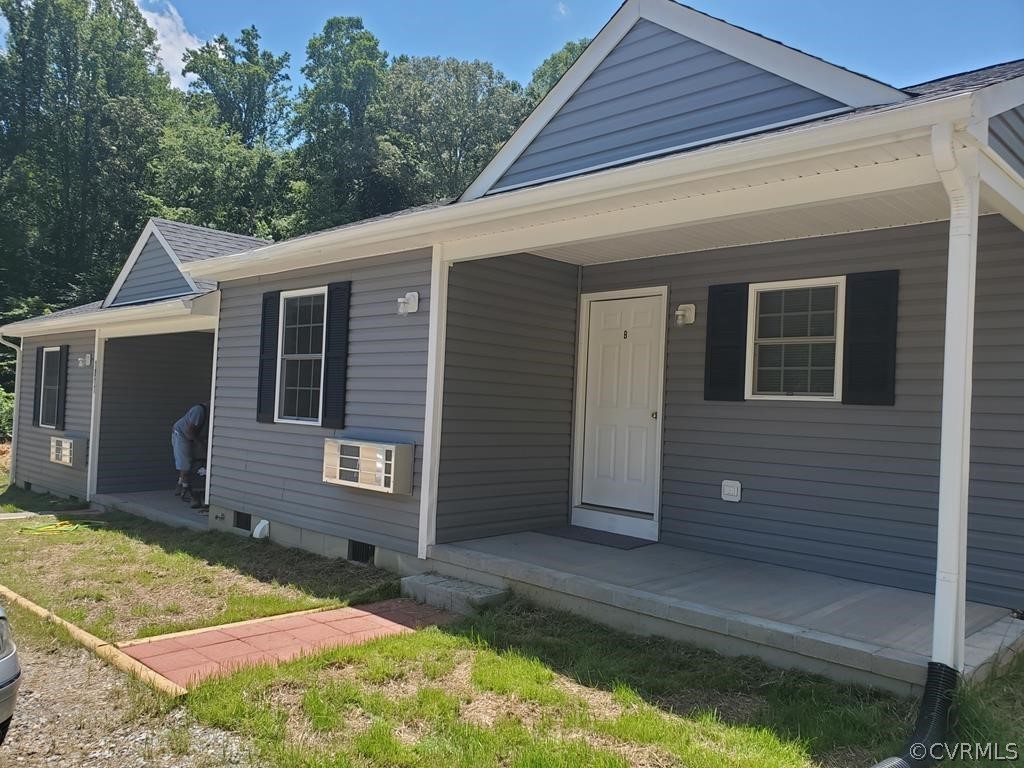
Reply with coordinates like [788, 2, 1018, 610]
[86, 337, 105, 501]
[930, 127, 980, 672]
[204, 293, 221, 504]
[417, 246, 450, 559]
[1, 294, 215, 337]
[185, 94, 973, 283]
[37, 346, 62, 429]
[744, 275, 846, 402]
[972, 74, 1024, 121]
[107, 290, 196, 308]
[0, 334, 22, 482]
[484, 107, 852, 196]
[273, 286, 328, 426]
[639, 0, 906, 108]
[570, 286, 668, 542]
[461, 0, 904, 200]
[102, 220, 199, 309]
[460, 1, 641, 201]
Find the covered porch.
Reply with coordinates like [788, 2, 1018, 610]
[419, 118, 1024, 686]
[428, 532, 1024, 694]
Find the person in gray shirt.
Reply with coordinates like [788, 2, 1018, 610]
[172, 403, 208, 500]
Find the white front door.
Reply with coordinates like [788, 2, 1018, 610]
[574, 291, 665, 539]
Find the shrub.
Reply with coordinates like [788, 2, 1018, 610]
[0, 387, 13, 440]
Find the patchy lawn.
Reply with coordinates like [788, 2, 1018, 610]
[0, 443, 91, 514]
[186, 600, 926, 768]
[0, 503, 399, 642]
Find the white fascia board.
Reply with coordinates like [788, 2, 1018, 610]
[971, 74, 1024, 119]
[0, 296, 196, 337]
[184, 93, 972, 283]
[639, 0, 907, 108]
[459, 1, 641, 201]
[978, 150, 1024, 232]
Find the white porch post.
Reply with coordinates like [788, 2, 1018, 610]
[930, 125, 981, 671]
[86, 335, 106, 501]
[417, 245, 450, 559]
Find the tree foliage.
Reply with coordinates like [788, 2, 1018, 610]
[0, 2, 589, 389]
[526, 37, 591, 102]
[183, 26, 291, 148]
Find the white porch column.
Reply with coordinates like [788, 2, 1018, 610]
[930, 125, 981, 671]
[417, 245, 450, 559]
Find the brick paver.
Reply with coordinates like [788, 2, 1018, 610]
[119, 598, 454, 688]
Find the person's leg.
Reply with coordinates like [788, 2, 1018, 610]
[172, 432, 193, 496]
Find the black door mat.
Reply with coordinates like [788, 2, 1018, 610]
[537, 526, 652, 550]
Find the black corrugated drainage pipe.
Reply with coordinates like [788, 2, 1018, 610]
[869, 662, 959, 768]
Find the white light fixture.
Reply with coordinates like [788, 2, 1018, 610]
[674, 304, 696, 326]
[397, 291, 419, 316]
[76, 353, 92, 368]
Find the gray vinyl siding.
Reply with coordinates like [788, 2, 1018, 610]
[210, 249, 431, 555]
[111, 235, 192, 306]
[95, 333, 214, 493]
[15, 331, 95, 498]
[492, 19, 843, 192]
[435, 254, 579, 543]
[580, 215, 1024, 608]
[989, 104, 1024, 180]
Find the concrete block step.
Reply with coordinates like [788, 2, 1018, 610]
[401, 574, 509, 615]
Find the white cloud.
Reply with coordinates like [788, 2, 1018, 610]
[136, 0, 203, 89]
[555, 2, 570, 19]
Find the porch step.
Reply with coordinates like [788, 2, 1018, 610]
[401, 574, 509, 615]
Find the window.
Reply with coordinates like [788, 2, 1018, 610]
[275, 287, 327, 423]
[39, 347, 62, 428]
[746, 276, 845, 401]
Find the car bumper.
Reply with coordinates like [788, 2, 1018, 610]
[0, 667, 20, 724]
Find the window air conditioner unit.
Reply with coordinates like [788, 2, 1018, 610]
[49, 436, 76, 467]
[322, 439, 413, 495]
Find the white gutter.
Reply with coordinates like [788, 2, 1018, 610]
[0, 334, 22, 483]
[186, 93, 973, 281]
[0, 293, 215, 338]
[930, 122, 981, 672]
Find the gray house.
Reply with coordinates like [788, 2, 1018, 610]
[4, 0, 1024, 694]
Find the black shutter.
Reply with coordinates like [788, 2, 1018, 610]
[704, 283, 749, 401]
[54, 345, 69, 430]
[843, 270, 899, 406]
[256, 291, 281, 423]
[321, 281, 351, 429]
[32, 347, 43, 427]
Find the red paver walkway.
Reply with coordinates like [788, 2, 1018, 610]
[119, 598, 454, 688]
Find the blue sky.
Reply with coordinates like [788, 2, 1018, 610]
[134, 0, 1024, 90]
[4, 1, 1020, 90]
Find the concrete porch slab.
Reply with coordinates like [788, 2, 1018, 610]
[93, 490, 209, 531]
[427, 532, 1024, 695]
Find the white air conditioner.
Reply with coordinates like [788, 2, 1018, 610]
[322, 439, 413, 495]
[49, 436, 75, 467]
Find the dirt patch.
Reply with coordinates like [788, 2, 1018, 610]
[552, 674, 624, 720]
[650, 689, 767, 724]
[3, 636, 252, 767]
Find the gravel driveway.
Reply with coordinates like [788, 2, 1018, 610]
[2, 639, 253, 767]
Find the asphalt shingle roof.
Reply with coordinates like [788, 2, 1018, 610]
[151, 218, 269, 263]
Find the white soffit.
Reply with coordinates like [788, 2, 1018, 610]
[534, 185, 992, 265]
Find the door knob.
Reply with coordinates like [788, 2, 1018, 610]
[651, 411, 658, 420]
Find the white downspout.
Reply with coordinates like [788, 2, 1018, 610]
[0, 334, 23, 484]
[930, 122, 981, 671]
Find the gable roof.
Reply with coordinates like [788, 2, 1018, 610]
[102, 219, 269, 308]
[461, 0, 908, 200]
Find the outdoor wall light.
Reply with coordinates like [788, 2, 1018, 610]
[397, 291, 419, 316]
[674, 304, 696, 327]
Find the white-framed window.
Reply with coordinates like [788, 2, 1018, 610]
[274, 287, 328, 424]
[745, 276, 846, 401]
[38, 346, 62, 428]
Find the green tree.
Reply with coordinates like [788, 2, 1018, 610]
[148, 105, 298, 240]
[526, 37, 591, 103]
[0, 0, 173, 308]
[374, 56, 531, 200]
[183, 26, 292, 148]
[291, 16, 392, 228]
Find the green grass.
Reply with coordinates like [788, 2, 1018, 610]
[0, 483, 398, 642]
[0, 472, 90, 514]
[185, 600, 928, 768]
